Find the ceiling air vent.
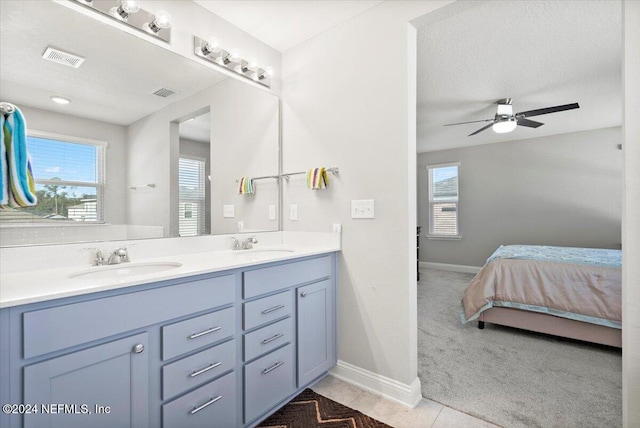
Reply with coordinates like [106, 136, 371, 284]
[151, 87, 178, 98]
[42, 47, 85, 68]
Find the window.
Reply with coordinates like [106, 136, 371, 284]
[0, 132, 106, 224]
[178, 157, 206, 237]
[427, 162, 460, 238]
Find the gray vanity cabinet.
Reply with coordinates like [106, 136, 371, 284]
[0, 253, 337, 428]
[297, 278, 335, 387]
[23, 333, 149, 428]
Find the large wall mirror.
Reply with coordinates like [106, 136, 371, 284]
[0, 1, 280, 247]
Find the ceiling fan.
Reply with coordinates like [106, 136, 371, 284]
[444, 98, 580, 136]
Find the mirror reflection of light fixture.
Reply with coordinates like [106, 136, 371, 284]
[144, 10, 172, 34]
[492, 117, 518, 133]
[50, 96, 71, 105]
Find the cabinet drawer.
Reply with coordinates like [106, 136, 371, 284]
[163, 371, 236, 428]
[244, 317, 292, 362]
[243, 255, 332, 298]
[243, 291, 292, 331]
[163, 307, 235, 361]
[23, 274, 235, 359]
[163, 339, 236, 400]
[244, 344, 295, 423]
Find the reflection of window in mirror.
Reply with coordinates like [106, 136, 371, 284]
[178, 110, 211, 236]
[178, 157, 206, 236]
[0, 132, 106, 224]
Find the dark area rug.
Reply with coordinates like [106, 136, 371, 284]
[258, 389, 391, 428]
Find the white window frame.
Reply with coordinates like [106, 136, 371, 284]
[426, 162, 461, 240]
[25, 130, 107, 224]
[178, 155, 207, 237]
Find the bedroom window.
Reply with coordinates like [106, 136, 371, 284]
[0, 132, 106, 224]
[427, 162, 460, 239]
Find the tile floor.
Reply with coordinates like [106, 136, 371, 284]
[311, 375, 501, 428]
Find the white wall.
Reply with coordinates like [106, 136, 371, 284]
[418, 127, 623, 267]
[281, 0, 452, 398]
[622, 2, 640, 427]
[18, 105, 128, 225]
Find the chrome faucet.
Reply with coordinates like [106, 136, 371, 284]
[107, 247, 130, 265]
[241, 236, 258, 250]
[231, 236, 258, 250]
[86, 248, 105, 266]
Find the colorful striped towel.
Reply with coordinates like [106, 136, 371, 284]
[238, 177, 255, 195]
[306, 167, 329, 190]
[1, 106, 37, 207]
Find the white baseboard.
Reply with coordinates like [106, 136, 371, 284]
[419, 261, 481, 274]
[329, 360, 422, 408]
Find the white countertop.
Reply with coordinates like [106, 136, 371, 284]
[0, 235, 340, 308]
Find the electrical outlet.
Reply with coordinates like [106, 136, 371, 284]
[268, 204, 276, 220]
[351, 199, 375, 219]
[289, 204, 298, 221]
[223, 204, 235, 218]
[332, 223, 342, 233]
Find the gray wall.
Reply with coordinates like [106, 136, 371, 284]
[418, 127, 623, 267]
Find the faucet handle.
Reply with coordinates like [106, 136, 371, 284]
[84, 247, 105, 266]
[231, 237, 241, 250]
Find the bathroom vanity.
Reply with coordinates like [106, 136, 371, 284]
[0, 248, 337, 428]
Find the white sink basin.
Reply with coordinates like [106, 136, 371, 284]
[232, 249, 295, 256]
[69, 262, 182, 280]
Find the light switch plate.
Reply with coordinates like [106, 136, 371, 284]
[351, 199, 375, 219]
[237, 221, 244, 231]
[223, 204, 235, 218]
[289, 204, 298, 221]
[332, 223, 342, 233]
[268, 204, 276, 220]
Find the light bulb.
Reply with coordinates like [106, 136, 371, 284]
[202, 38, 221, 56]
[247, 58, 259, 70]
[492, 118, 517, 133]
[265, 66, 274, 76]
[145, 10, 171, 33]
[120, 0, 140, 13]
[229, 49, 241, 62]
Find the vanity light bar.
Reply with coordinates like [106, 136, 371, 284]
[193, 36, 272, 88]
[72, 0, 171, 43]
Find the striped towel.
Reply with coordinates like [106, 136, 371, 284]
[1, 106, 37, 207]
[306, 167, 329, 190]
[238, 177, 255, 195]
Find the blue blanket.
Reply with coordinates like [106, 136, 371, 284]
[485, 245, 621, 268]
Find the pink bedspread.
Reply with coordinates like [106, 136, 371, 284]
[461, 259, 622, 327]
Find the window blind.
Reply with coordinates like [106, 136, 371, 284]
[178, 157, 206, 237]
[427, 163, 460, 237]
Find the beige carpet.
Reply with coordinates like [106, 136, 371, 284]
[417, 268, 622, 428]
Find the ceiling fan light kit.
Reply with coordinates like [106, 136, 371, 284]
[444, 98, 580, 136]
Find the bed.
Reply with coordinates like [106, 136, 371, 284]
[461, 245, 622, 348]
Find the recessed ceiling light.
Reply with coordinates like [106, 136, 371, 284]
[50, 96, 71, 105]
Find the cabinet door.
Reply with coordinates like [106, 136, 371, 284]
[297, 279, 335, 386]
[24, 333, 149, 428]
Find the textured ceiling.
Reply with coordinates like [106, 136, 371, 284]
[0, 1, 226, 126]
[414, 0, 622, 153]
[194, 0, 383, 52]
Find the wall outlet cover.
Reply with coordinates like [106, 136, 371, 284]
[289, 204, 298, 221]
[268, 204, 276, 220]
[223, 204, 235, 218]
[332, 223, 342, 233]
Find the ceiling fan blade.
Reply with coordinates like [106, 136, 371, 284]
[517, 118, 544, 128]
[469, 122, 495, 136]
[444, 118, 494, 127]
[516, 103, 579, 118]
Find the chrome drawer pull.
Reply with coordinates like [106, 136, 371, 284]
[189, 362, 222, 378]
[188, 326, 222, 340]
[262, 361, 285, 374]
[262, 304, 285, 315]
[189, 395, 222, 415]
[261, 333, 284, 345]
